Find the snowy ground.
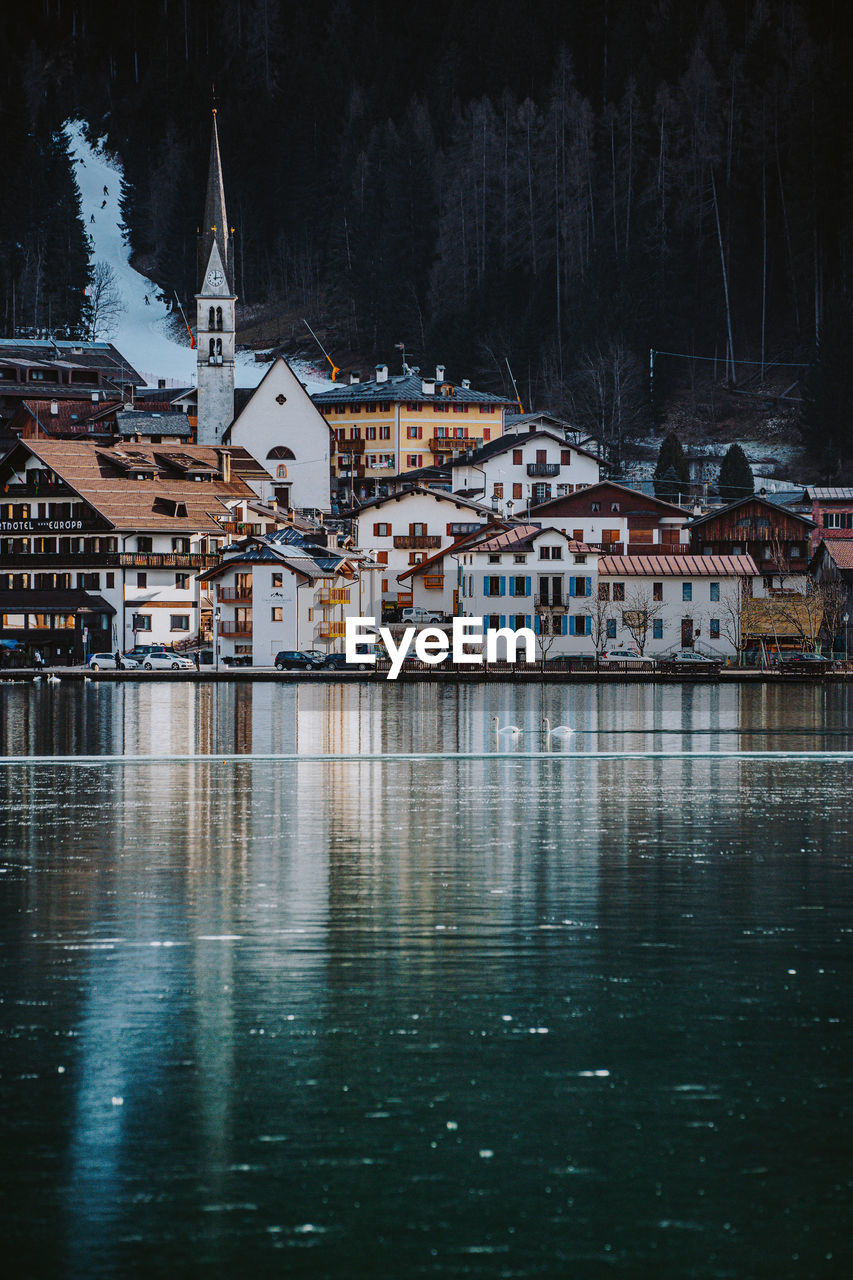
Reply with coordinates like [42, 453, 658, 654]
[65, 120, 330, 394]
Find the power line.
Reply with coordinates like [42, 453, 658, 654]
[652, 349, 809, 368]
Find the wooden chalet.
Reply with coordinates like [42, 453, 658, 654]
[688, 496, 814, 588]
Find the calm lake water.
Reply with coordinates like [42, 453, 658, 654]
[0, 681, 851, 1278]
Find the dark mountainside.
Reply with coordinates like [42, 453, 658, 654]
[2, 0, 852, 474]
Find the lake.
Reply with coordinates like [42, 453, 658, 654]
[0, 681, 851, 1278]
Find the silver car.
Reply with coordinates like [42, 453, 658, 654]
[87, 652, 141, 671]
[139, 652, 195, 670]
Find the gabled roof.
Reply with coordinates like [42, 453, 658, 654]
[223, 355, 333, 441]
[312, 372, 513, 406]
[688, 494, 816, 529]
[530, 479, 689, 518]
[116, 409, 192, 437]
[811, 538, 853, 572]
[2, 439, 255, 533]
[473, 525, 584, 554]
[13, 398, 121, 435]
[598, 553, 759, 577]
[396, 521, 510, 583]
[449, 428, 600, 468]
[803, 487, 853, 501]
[351, 485, 493, 517]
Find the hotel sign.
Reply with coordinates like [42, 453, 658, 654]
[0, 519, 85, 532]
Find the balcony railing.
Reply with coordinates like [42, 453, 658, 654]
[0, 552, 218, 569]
[535, 598, 567, 611]
[429, 437, 476, 452]
[527, 462, 560, 477]
[423, 575, 445, 590]
[338, 438, 366, 453]
[316, 588, 351, 604]
[218, 619, 252, 637]
[393, 535, 441, 550]
[217, 587, 253, 603]
[315, 621, 347, 638]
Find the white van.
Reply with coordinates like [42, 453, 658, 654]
[401, 605, 445, 625]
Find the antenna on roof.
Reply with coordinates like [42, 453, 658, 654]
[302, 319, 340, 382]
[505, 358, 524, 414]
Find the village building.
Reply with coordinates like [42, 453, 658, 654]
[688, 495, 814, 591]
[0, 439, 259, 663]
[352, 486, 492, 611]
[451, 429, 601, 511]
[528, 480, 692, 553]
[4, 397, 122, 442]
[802, 487, 853, 551]
[0, 338, 143, 435]
[223, 356, 332, 513]
[312, 364, 513, 504]
[198, 527, 375, 666]
[809, 539, 853, 657]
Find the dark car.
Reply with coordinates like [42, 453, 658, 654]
[322, 652, 374, 672]
[274, 650, 325, 670]
[781, 652, 833, 669]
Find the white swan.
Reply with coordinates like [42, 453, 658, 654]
[47, 673, 61, 684]
[32, 675, 42, 683]
[542, 716, 574, 743]
[491, 714, 522, 739]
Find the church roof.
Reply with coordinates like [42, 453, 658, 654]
[199, 110, 230, 291]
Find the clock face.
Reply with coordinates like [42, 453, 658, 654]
[206, 269, 225, 289]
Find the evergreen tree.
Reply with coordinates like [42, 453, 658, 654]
[653, 431, 690, 503]
[717, 444, 754, 502]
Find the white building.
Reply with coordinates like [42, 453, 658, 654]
[452, 429, 601, 511]
[199, 528, 376, 665]
[353, 486, 491, 610]
[224, 356, 333, 512]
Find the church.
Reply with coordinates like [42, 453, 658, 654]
[194, 112, 332, 512]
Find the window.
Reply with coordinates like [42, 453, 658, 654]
[366, 427, 377, 440]
[137, 536, 152, 552]
[406, 455, 422, 468]
[176, 573, 190, 589]
[485, 576, 503, 596]
[573, 554, 587, 564]
[591, 502, 601, 512]
[350, 427, 361, 439]
[513, 449, 523, 465]
[513, 483, 523, 499]
[653, 582, 663, 601]
[133, 614, 151, 631]
[375, 551, 388, 565]
[710, 618, 720, 639]
[513, 554, 527, 564]
[488, 554, 501, 564]
[379, 425, 391, 440]
[599, 583, 610, 601]
[709, 581, 720, 602]
[409, 552, 425, 564]
[606, 618, 617, 639]
[511, 576, 528, 596]
[493, 483, 504, 499]
[653, 618, 664, 640]
[612, 582, 625, 602]
[170, 615, 190, 631]
[406, 424, 423, 439]
[272, 573, 283, 587]
[137, 572, 147, 588]
[790, 545, 802, 558]
[105, 573, 114, 589]
[682, 582, 693, 601]
[410, 523, 427, 537]
[488, 614, 500, 630]
[539, 545, 551, 560]
[550, 546, 563, 560]
[561, 450, 571, 465]
[271, 607, 283, 622]
[513, 614, 526, 630]
[373, 523, 391, 537]
[172, 537, 190, 553]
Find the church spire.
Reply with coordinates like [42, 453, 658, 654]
[199, 107, 230, 290]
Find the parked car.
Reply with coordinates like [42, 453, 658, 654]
[669, 650, 719, 665]
[322, 651, 374, 671]
[401, 606, 445, 625]
[600, 648, 655, 664]
[124, 645, 170, 663]
[781, 652, 833, 667]
[88, 652, 141, 671]
[274, 650, 325, 670]
[138, 652, 195, 670]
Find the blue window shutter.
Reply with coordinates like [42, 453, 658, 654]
[586, 577, 592, 596]
[525, 576, 531, 596]
[483, 575, 490, 597]
[568, 577, 575, 597]
[525, 614, 531, 629]
[499, 615, 506, 629]
[499, 576, 506, 596]
[534, 615, 541, 634]
[562, 615, 568, 635]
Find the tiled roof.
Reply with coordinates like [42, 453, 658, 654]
[598, 553, 759, 576]
[18, 398, 120, 434]
[351, 485, 493, 517]
[530, 479, 689, 517]
[14, 440, 255, 534]
[312, 372, 513, 406]
[818, 539, 853, 570]
[116, 409, 192, 437]
[0, 338, 143, 387]
[805, 487, 853, 501]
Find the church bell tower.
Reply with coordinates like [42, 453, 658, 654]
[196, 109, 236, 445]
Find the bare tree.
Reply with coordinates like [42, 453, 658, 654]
[719, 580, 749, 660]
[535, 607, 563, 668]
[584, 585, 615, 669]
[567, 341, 648, 471]
[621, 585, 663, 655]
[85, 262, 125, 340]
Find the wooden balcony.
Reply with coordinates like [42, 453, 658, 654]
[393, 535, 441, 550]
[527, 462, 560, 477]
[423, 574, 445, 590]
[0, 552, 218, 570]
[315, 621, 346, 638]
[316, 588, 351, 604]
[217, 587, 253, 603]
[429, 437, 476, 452]
[218, 619, 252, 637]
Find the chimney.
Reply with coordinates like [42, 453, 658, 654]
[435, 364, 446, 382]
[49, 400, 58, 415]
[349, 372, 361, 385]
[421, 377, 435, 396]
[461, 378, 471, 390]
[375, 364, 388, 383]
[217, 448, 232, 483]
[158, 378, 166, 389]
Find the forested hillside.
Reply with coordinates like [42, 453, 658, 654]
[2, 0, 852, 470]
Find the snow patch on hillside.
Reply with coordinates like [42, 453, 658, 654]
[64, 120, 330, 395]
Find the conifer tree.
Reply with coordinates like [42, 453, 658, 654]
[717, 444, 754, 502]
[653, 431, 690, 502]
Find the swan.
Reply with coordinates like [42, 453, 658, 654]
[47, 673, 61, 684]
[491, 714, 522, 739]
[32, 675, 42, 683]
[542, 716, 574, 743]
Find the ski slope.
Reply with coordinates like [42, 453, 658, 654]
[64, 120, 330, 394]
